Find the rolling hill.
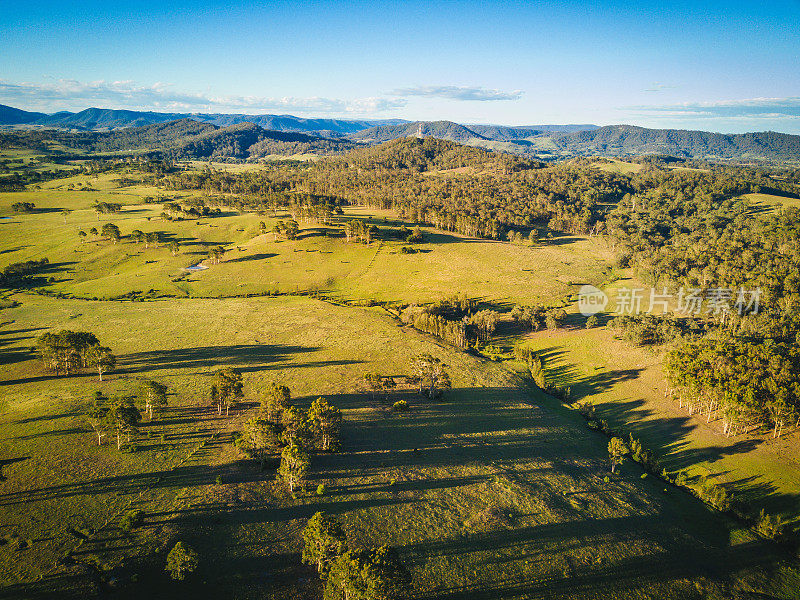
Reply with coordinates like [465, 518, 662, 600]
[3, 103, 800, 162]
[551, 125, 800, 161]
[0, 103, 406, 136]
[352, 120, 800, 162]
[0, 118, 359, 158]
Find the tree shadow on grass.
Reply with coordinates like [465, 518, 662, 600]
[223, 253, 278, 263]
[116, 343, 321, 374]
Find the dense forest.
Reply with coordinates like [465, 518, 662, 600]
[0, 119, 357, 159]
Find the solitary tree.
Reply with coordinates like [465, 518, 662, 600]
[608, 437, 627, 474]
[411, 353, 451, 399]
[145, 231, 162, 249]
[101, 222, 121, 243]
[78, 230, 87, 242]
[165, 541, 199, 581]
[61, 209, 72, 225]
[278, 440, 310, 493]
[168, 240, 180, 256]
[302, 511, 347, 576]
[209, 245, 226, 264]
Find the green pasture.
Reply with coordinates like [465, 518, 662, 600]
[0, 295, 797, 598]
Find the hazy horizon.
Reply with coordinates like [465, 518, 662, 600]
[1, 0, 799, 134]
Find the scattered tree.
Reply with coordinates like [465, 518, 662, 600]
[307, 397, 342, 452]
[165, 541, 199, 581]
[87, 344, 116, 381]
[212, 367, 243, 415]
[236, 417, 281, 464]
[608, 437, 627, 473]
[139, 379, 168, 419]
[278, 440, 310, 493]
[260, 382, 292, 423]
[411, 353, 451, 399]
[302, 511, 347, 576]
[324, 546, 410, 600]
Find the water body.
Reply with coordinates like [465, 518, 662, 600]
[184, 263, 209, 271]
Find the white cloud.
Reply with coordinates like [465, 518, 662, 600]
[629, 97, 800, 119]
[390, 85, 523, 101]
[0, 78, 406, 115]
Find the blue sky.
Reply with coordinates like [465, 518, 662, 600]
[1, 0, 799, 133]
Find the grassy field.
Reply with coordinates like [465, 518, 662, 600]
[740, 192, 800, 213]
[0, 173, 610, 305]
[593, 160, 643, 175]
[2, 159, 800, 599]
[1, 294, 799, 599]
[518, 323, 800, 522]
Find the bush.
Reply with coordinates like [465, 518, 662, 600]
[120, 510, 144, 533]
[165, 541, 199, 581]
[585, 315, 598, 328]
[392, 400, 409, 412]
[316, 484, 327, 496]
[755, 509, 785, 540]
[406, 226, 423, 243]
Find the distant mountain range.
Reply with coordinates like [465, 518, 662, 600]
[0, 118, 357, 159]
[0, 104, 406, 136]
[2, 103, 799, 162]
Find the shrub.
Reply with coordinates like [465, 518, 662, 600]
[120, 510, 144, 533]
[165, 541, 199, 581]
[585, 315, 598, 328]
[316, 484, 327, 496]
[392, 400, 409, 412]
[755, 509, 785, 540]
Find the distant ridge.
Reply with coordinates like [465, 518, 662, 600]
[352, 120, 800, 162]
[2, 104, 799, 161]
[551, 125, 800, 161]
[0, 104, 47, 125]
[0, 103, 407, 136]
[0, 118, 358, 159]
[352, 121, 489, 144]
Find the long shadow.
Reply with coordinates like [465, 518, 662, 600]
[224, 252, 278, 263]
[4, 382, 798, 598]
[116, 343, 319, 374]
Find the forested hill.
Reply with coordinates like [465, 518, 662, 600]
[0, 104, 47, 125]
[352, 121, 490, 144]
[352, 121, 599, 144]
[350, 121, 800, 162]
[552, 125, 800, 161]
[0, 119, 358, 159]
[0, 103, 405, 135]
[335, 136, 539, 171]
